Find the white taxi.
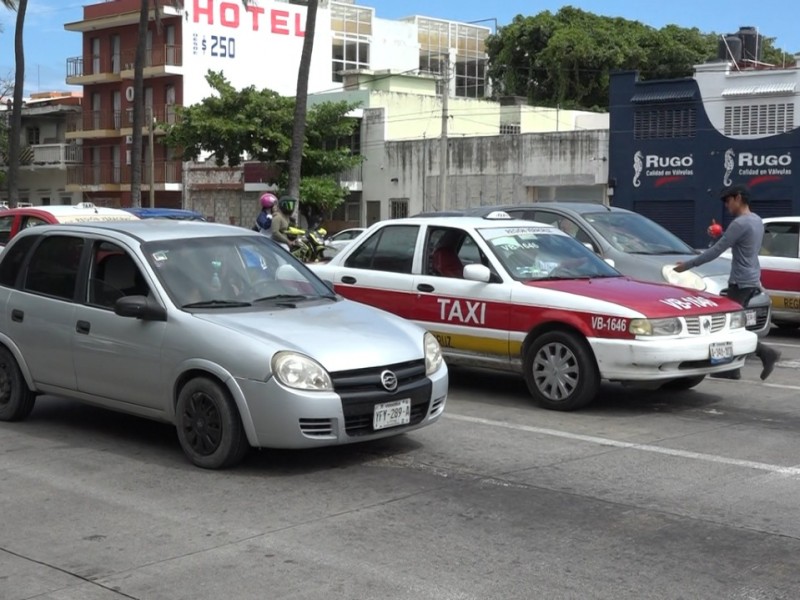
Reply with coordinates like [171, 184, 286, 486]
[756, 216, 800, 329]
[310, 213, 758, 410]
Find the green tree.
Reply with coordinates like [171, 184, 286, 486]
[163, 71, 362, 222]
[2, 0, 27, 206]
[486, 7, 795, 110]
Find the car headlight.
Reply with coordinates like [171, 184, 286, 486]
[629, 317, 682, 336]
[661, 265, 707, 291]
[271, 352, 333, 391]
[729, 311, 746, 329]
[424, 332, 443, 375]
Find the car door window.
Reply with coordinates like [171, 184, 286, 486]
[424, 227, 490, 278]
[534, 211, 599, 253]
[344, 225, 418, 273]
[0, 215, 14, 244]
[762, 223, 799, 258]
[0, 235, 37, 287]
[21, 216, 49, 230]
[87, 242, 151, 309]
[23, 235, 84, 301]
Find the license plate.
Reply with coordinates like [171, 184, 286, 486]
[745, 310, 757, 327]
[373, 398, 411, 430]
[709, 341, 734, 365]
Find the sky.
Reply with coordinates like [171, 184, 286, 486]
[1, 0, 799, 96]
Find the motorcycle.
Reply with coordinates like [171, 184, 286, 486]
[286, 224, 331, 263]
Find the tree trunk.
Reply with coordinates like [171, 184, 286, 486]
[130, 0, 150, 207]
[286, 0, 318, 207]
[7, 0, 27, 207]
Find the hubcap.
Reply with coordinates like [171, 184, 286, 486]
[181, 392, 222, 456]
[0, 360, 11, 407]
[532, 342, 579, 402]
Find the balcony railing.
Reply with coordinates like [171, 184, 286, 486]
[338, 163, 364, 182]
[66, 45, 181, 79]
[67, 160, 183, 187]
[30, 143, 81, 166]
[67, 105, 179, 134]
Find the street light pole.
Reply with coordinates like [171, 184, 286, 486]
[148, 105, 155, 208]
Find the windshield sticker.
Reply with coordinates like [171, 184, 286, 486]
[438, 298, 486, 325]
[152, 251, 168, 263]
[481, 227, 556, 240]
[59, 215, 138, 223]
[660, 296, 719, 310]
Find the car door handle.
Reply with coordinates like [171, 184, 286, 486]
[76, 320, 91, 335]
[11, 309, 23, 323]
[341, 276, 357, 284]
[417, 283, 435, 293]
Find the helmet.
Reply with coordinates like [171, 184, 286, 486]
[278, 196, 296, 215]
[259, 192, 278, 209]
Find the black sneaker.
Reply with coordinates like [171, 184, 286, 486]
[760, 348, 781, 381]
[711, 369, 741, 380]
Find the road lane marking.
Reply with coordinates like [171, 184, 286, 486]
[706, 378, 800, 391]
[444, 413, 800, 476]
[763, 341, 800, 349]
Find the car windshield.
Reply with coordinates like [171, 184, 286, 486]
[142, 235, 334, 309]
[479, 226, 620, 281]
[582, 211, 694, 255]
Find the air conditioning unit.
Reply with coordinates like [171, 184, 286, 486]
[125, 135, 133, 144]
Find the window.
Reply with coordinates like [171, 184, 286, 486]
[634, 108, 696, 139]
[532, 212, 599, 253]
[724, 103, 794, 136]
[23, 235, 84, 300]
[761, 222, 799, 258]
[424, 227, 489, 278]
[0, 215, 15, 244]
[88, 242, 150, 308]
[500, 124, 521, 135]
[0, 235, 37, 287]
[21, 216, 48, 230]
[390, 199, 409, 220]
[344, 225, 418, 273]
[26, 127, 40, 145]
[331, 4, 371, 82]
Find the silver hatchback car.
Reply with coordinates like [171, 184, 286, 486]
[0, 221, 447, 468]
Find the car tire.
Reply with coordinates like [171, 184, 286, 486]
[175, 377, 249, 469]
[523, 330, 599, 411]
[0, 346, 36, 422]
[660, 375, 706, 391]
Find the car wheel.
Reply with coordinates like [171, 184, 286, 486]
[660, 375, 706, 391]
[523, 330, 599, 411]
[0, 346, 36, 422]
[175, 377, 249, 469]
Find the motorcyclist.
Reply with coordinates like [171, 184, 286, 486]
[270, 196, 297, 251]
[254, 192, 277, 234]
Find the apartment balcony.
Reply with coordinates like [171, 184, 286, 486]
[66, 55, 122, 85]
[66, 160, 183, 193]
[66, 110, 122, 140]
[120, 104, 180, 136]
[0, 143, 80, 170]
[120, 45, 183, 78]
[338, 163, 363, 192]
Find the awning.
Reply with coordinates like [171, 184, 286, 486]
[722, 83, 797, 97]
[630, 90, 696, 103]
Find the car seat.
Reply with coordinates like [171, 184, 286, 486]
[95, 253, 147, 305]
[431, 245, 464, 278]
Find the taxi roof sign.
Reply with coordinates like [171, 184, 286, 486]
[483, 210, 513, 220]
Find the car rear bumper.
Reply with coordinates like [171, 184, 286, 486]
[588, 329, 758, 381]
[234, 364, 448, 448]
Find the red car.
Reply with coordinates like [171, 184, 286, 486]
[0, 203, 138, 250]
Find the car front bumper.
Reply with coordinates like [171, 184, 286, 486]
[588, 329, 758, 381]
[233, 364, 448, 449]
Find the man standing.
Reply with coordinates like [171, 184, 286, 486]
[674, 184, 780, 380]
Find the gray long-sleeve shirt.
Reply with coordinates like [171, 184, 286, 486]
[682, 212, 764, 287]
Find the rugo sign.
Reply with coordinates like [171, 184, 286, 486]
[632, 151, 694, 188]
[723, 148, 793, 186]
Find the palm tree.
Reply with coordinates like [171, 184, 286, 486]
[2, 0, 27, 207]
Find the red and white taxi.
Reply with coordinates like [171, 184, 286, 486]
[0, 203, 138, 250]
[756, 216, 800, 329]
[309, 213, 758, 410]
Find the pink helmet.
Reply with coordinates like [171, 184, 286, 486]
[259, 192, 278, 209]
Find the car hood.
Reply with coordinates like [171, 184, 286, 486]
[527, 277, 743, 318]
[623, 252, 732, 278]
[192, 299, 426, 372]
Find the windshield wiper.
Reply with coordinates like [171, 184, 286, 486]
[182, 299, 253, 309]
[629, 250, 686, 255]
[253, 293, 314, 304]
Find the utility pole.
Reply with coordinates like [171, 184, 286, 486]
[148, 105, 155, 208]
[438, 60, 449, 212]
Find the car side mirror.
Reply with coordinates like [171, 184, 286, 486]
[583, 242, 598, 253]
[463, 263, 492, 283]
[115, 295, 167, 321]
[604, 258, 616, 268]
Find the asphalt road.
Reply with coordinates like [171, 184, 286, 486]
[2, 328, 800, 600]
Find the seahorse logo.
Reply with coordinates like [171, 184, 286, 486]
[633, 151, 643, 188]
[723, 148, 735, 186]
